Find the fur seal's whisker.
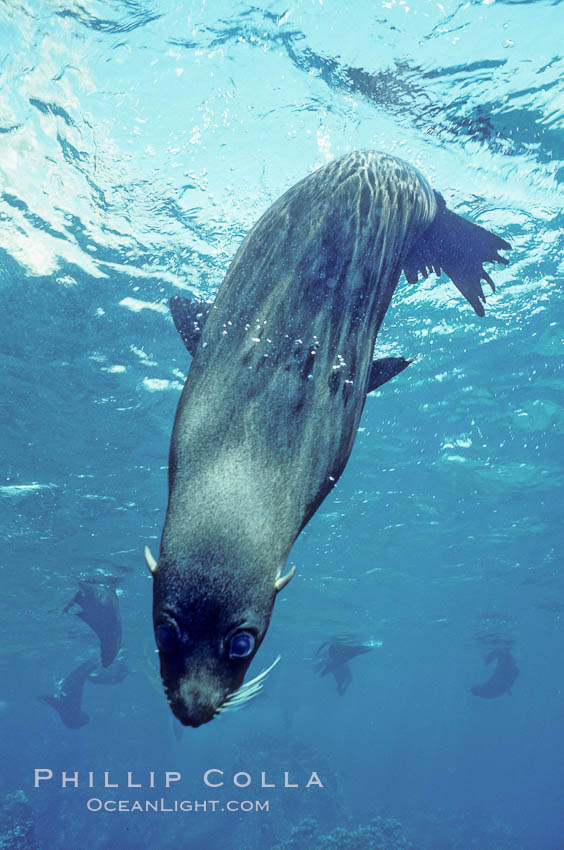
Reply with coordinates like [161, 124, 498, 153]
[227, 656, 280, 693]
[228, 681, 264, 701]
[220, 692, 260, 712]
[238, 679, 263, 694]
[219, 655, 281, 713]
[241, 655, 281, 687]
[222, 683, 270, 706]
[223, 688, 262, 707]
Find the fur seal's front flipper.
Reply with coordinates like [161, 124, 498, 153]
[403, 192, 511, 316]
[366, 357, 413, 394]
[170, 295, 212, 357]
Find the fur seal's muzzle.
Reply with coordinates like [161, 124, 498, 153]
[168, 680, 222, 728]
[146, 546, 291, 727]
[164, 656, 281, 727]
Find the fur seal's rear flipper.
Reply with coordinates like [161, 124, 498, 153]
[403, 192, 511, 316]
[366, 357, 413, 394]
[170, 295, 212, 357]
[38, 659, 97, 729]
[333, 665, 353, 696]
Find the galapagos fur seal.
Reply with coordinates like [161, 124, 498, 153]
[471, 648, 519, 698]
[146, 150, 510, 727]
[314, 637, 374, 695]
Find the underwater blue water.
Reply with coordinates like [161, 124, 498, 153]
[1, 0, 563, 848]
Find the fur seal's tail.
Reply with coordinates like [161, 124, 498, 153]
[403, 192, 511, 316]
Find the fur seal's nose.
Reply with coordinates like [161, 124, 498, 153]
[173, 682, 220, 727]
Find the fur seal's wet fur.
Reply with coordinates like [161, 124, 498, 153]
[471, 649, 518, 698]
[146, 151, 510, 727]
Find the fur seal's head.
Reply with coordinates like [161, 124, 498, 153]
[145, 546, 293, 727]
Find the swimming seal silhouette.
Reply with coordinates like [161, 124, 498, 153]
[314, 638, 374, 695]
[145, 150, 510, 727]
[38, 659, 98, 729]
[471, 648, 519, 698]
[63, 579, 122, 667]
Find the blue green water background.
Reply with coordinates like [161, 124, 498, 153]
[1, 1, 563, 848]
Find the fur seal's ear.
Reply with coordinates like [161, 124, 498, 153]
[170, 296, 212, 357]
[366, 357, 413, 394]
[274, 565, 296, 593]
[144, 545, 158, 575]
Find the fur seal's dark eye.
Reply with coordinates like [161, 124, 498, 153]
[229, 632, 255, 659]
[156, 624, 178, 654]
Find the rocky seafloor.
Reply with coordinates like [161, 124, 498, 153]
[0, 791, 39, 850]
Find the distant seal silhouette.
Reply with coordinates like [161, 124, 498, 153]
[314, 637, 373, 695]
[63, 579, 122, 667]
[145, 150, 510, 727]
[38, 660, 97, 729]
[471, 648, 519, 698]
